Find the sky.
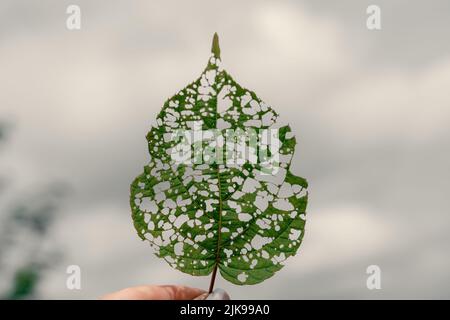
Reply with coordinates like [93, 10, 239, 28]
[0, 0, 449, 299]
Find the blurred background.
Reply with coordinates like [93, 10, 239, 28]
[1, 0, 449, 299]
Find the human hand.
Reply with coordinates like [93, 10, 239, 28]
[100, 285, 230, 300]
[194, 288, 230, 300]
[100, 285, 205, 300]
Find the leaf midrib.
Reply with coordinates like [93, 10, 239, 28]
[213, 166, 223, 266]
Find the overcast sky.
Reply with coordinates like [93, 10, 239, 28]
[1, 0, 449, 299]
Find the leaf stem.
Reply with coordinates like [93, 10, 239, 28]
[208, 264, 218, 294]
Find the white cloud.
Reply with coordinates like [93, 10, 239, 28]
[321, 57, 450, 146]
[295, 205, 397, 273]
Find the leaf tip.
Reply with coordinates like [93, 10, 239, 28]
[211, 32, 221, 59]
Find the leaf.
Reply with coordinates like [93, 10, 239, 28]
[130, 33, 308, 288]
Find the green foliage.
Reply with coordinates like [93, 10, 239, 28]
[130, 34, 308, 286]
[5, 267, 40, 300]
[0, 139, 65, 299]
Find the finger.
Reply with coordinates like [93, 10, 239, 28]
[158, 285, 206, 300]
[206, 288, 230, 300]
[194, 288, 231, 300]
[193, 292, 209, 300]
[101, 285, 206, 300]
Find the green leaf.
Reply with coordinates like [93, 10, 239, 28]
[130, 33, 308, 287]
[5, 266, 39, 300]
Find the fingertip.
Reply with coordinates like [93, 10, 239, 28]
[169, 285, 206, 300]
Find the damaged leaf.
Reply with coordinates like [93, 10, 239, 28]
[130, 33, 308, 290]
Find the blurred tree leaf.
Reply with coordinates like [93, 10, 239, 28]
[0, 127, 66, 299]
[5, 266, 40, 300]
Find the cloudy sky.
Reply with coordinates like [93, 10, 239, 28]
[1, 0, 449, 299]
